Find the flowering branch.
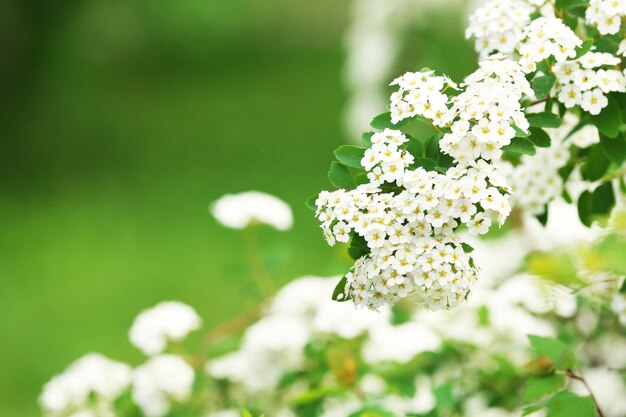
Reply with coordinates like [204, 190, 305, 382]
[565, 369, 606, 417]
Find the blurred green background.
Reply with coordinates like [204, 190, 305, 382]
[0, 1, 475, 415]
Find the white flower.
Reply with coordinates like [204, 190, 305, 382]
[211, 191, 293, 230]
[132, 355, 195, 417]
[611, 293, 626, 325]
[40, 354, 132, 416]
[363, 322, 441, 364]
[129, 301, 201, 356]
[581, 88, 609, 115]
[586, 0, 626, 35]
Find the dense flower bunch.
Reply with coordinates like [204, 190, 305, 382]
[315, 56, 532, 310]
[499, 113, 600, 215]
[517, 17, 582, 72]
[464, 0, 536, 57]
[586, 0, 626, 34]
[40, 354, 132, 417]
[40, 303, 202, 417]
[553, 52, 626, 114]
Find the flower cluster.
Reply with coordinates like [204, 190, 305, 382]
[211, 191, 293, 231]
[441, 57, 532, 163]
[389, 70, 452, 126]
[316, 143, 514, 309]
[465, 0, 535, 57]
[517, 17, 582, 73]
[41, 302, 201, 417]
[129, 301, 202, 356]
[586, 0, 626, 35]
[40, 354, 132, 417]
[553, 52, 626, 115]
[499, 113, 599, 215]
[133, 355, 195, 417]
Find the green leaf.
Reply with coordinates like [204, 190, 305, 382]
[546, 391, 595, 417]
[328, 161, 356, 190]
[412, 157, 438, 171]
[332, 276, 350, 302]
[581, 146, 609, 181]
[242, 410, 253, 417]
[306, 194, 319, 211]
[503, 137, 536, 155]
[370, 112, 408, 130]
[348, 408, 396, 417]
[527, 112, 561, 128]
[524, 374, 566, 402]
[348, 233, 369, 260]
[405, 135, 424, 158]
[527, 252, 582, 286]
[529, 128, 551, 147]
[532, 75, 557, 100]
[334, 145, 366, 169]
[592, 97, 621, 138]
[362, 132, 375, 147]
[571, 39, 593, 60]
[528, 335, 578, 370]
[578, 190, 592, 227]
[536, 206, 549, 226]
[591, 182, 615, 217]
[600, 134, 626, 165]
[594, 37, 620, 54]
[461, 242, 474, 253]
[514, 125, 531, 137]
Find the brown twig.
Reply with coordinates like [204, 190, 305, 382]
[204, 301, 267, 345]
[566, 369, 606, 417]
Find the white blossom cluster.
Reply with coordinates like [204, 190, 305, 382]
[132, 354, 195, 417]
[553, 52, 626, 115]
[465, 0, 535, 57]
[41, 302, 200, 417]
[586, 0, 626, 34]
[129, 301, 202, 356]
[40, 354, 132, 417]
[517, 17, 582, 72]
[316, 57, 534, 310]
[211, 191, 293, 231]
[441, 56, 533, 164]
[498, 113, 600, 215]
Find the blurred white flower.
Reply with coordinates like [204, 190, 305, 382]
[132, 355, 195, 417]
[40, 353, 132, 416]
[270, 276, 391, 339]
[211, 191, 293, 231]
[362, 322, 442, 364]
[611, 293, 626, 325]
[571, 368, 626, 417]
[129, 301, 201, 356]
[206, 410, 241, 417]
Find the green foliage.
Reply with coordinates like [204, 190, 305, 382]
[528, 128, 551, 148]
[523, 374, 566, 402]
[581, 146, 609, 182]
[503, 137, 536, 155]
[592, 97, 621, 138]
[332, 276, 351, 302]
[527, 335, 577, 370]
[532, 75, 556, 100]
[600, 134, 626, 165]
[527, 112, 561, 128]
[545, 391, 596, 417]
[571, 39, 593, 59]
[348, 408, 396, 417]
[328, 161, 357, 190]
[370, 112, 408, 130]
[334, 146, 367, 169]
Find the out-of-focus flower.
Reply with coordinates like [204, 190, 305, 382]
[132, 354, 195, 417]
[611, 293, 626, 325]
[129, 301, 201, 356]
[40, 353, 132, 416]
[211, 191, 293, 231]
[362, 322, 442, 364]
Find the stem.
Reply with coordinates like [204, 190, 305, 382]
[204, 302, 266, 345]
[566, 369, 606, 417]
[547, 0, 564, 19]
[243, 225, 275, 298]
